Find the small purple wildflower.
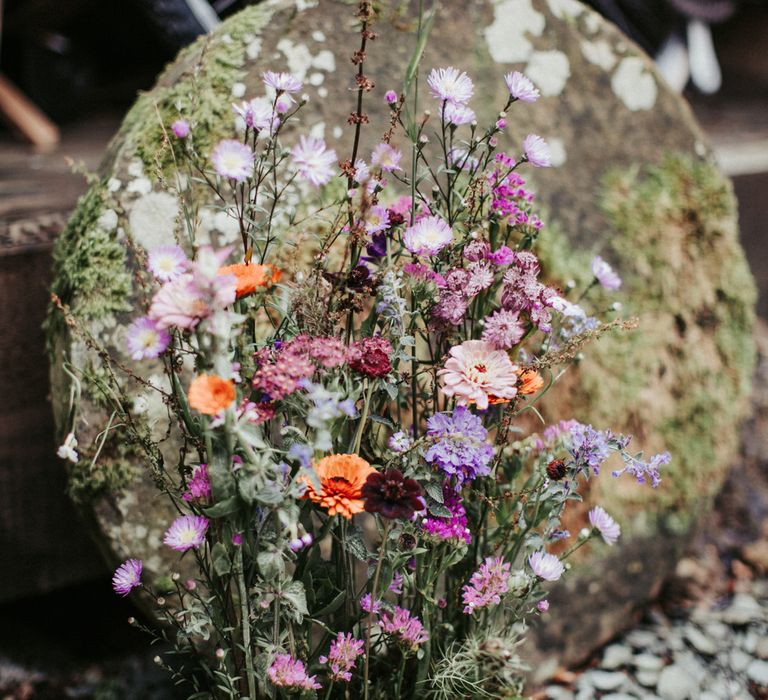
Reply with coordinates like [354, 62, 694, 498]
[379, 606, 429, 650]
[147, 245, 189, 282]
[612, 451, 669, 488]
[163, 515, 209, 552]
[319, 633, 364, 683]
[427, 66, 474, 105]
[462, 556, 511, 614]
[537, 599, 550, 612]
[112, 559, 142, 596]
[403, 215, 453, 257]
[422, 486, 472, 544]
[182, 464, 211, 502]
[389, 431, 412, 453]
[385, 90, 398, 104]
[126, 317, 170, 361]
[171, 119, 190, 138]
[528, 551, 564, 581]
[588, 506, 621, 545]
[212, 139, 255, 181]
[360, 593, 382, 614]
[291, 136, 337, 187]
[505, 71, 540, 102]
[522, 134, 552, 167]
[371, 143, 403, 172]
[591, 255, 622, 291]
[267, 654, 321, 690]
[262, 71, 302, 93]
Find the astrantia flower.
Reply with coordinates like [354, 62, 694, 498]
[347, 336, 393, 378]
[182, 464, 211, 502]
[164, 515, 208, 551]
[422, 486, 472, 543]
[188, 374, 236, 415]
[438, 339, 519, 410]
[528, 551, 564, 581]
[267, 654, 321, 691]
[212, 139, 255, 181]
[262, 71, 302, 93]
[444, 102, 476, 125]
[126, 317, 170, 361]
[505, 71, 540, 102]
[588, 506, 621, 545]
[291, 136, 337, 187]
[371, 143, 403, 172]
[388, 431, 412, 453]
[403, 215, 452, 256]
[462, 556, 511, 614]
[319, 633, 365, 683]
[522, 134, 552, 168]
[147, 245, 188, 282]
[112, 559, 142, 596]
[362, 469, 423, 520]
[591, 255, 622, 291]
[301, 454, 377, 519]
[465, 261, 494, 296]
[171, 119, 190, 138]
[217, 262, 281, 298]
[428, 66, 474, 104]
[482, 309, 525, 350]
[379, 606, 429, 650]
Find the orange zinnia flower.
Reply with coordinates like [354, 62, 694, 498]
[217, 263, 282, 298]
[301, 454, 377, 519]
[517, 369, 544, 396]
[188, 374, 236, 415]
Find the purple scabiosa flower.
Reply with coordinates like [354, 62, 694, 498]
[385, 90, 398, 104]
[268, 654, 321, 691]
[371, 143, 403, 172]
[522, 134, 552, 167]
[424, 406, 494, 487]
[262, 71, 302, 93]
[171, 119, 190, 138]
[148, 245, 189, 282]
[212, 139, 255, 181]
[612, 450, 669, 488]
[428, 66, 474, 105]
[364, 205, 390, 235]
[588, 506, 621, 545]
[126, 317, 170, 360]
[591, 255, 622, 291]
[528, 551, 564, 581]
[462, 556, 511, 614]
[403, 215, 452, 256]
[389, 431, 413, 453]
[112, 559, 142, 596]
[537, 599, 550, 612]
[319, 633, 365, 683]
[379, 606, 429, 651]
[422, 486, 472, 544]
[444, 102, 476, 126]
[360, 593, 382, 614]
[482, 309, 525, 350]
[291, 136, 337, 187]
[163, 515, 209, 551]
[505, 71, 540, 102]
[182, 464, 211, 502]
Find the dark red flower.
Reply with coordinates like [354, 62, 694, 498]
[362, 469, 423, 520]
[347, 336, 393, 378]
[546, 459, 566, 481]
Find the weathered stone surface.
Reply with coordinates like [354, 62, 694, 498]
[46, 0, 755, 674]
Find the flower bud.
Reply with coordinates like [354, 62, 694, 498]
[154, 656, 163, 666]
[508, 570, 532, 597]
[578, 527, 591, 541]
[385, 90, 398, 104]
[215, 648, 225, 659]
[546, 459, 566, 480]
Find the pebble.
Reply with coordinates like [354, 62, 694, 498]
[634, 653, 664, 671]
[602, 644, 633, 670]
[636, 669, 661, 687]
[580, 670, 627, 692]
[756, 636, 768, 660]
[544, 686, 574, 700]
[730, 648, 752, 673]
[600, 694, 637, 700]
[684, 626, 717, 655]
[656, 664, 699, 700]
[625, 629, 659, 649]
[747, 659, 768, 686]
[721, 593, 761, 625]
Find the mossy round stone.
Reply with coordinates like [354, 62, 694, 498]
[47, 0, 756, 671]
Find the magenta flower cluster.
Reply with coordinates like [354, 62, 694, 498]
[319, 632, 365, 682]
[267, 654, 321, 691]
[462, 556, 511, 614]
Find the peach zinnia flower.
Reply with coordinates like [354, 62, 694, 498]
[517, 369, 544, 395]
[438, 339, 518, 410]
[217, 263, 282, 298]
[301, 454, 377, 519]
[188, 374, 236, 415]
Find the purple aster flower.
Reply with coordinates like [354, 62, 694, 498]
[112, 559, 142, 596]
[262, 71, 302, 94]
[147, 245, 189, 282]
[182, 464, 211, 502]
[385, 90, 398, 104]
[233, 97, 278, 134]
[462, 556, 511, 614]
[424, 406, 494, 487]
[389, 431, 413, 453]
[522, 134, 552, 167]
[212, 139, 255, 181]
[291, 136, 337, 187]
[163, 515, 208, 551]
[422, 486, 472, 544]
[588, 506, 621, 545]
[319, 633, 365, 683]
[171, 119, 190, 138]
[126, 316, 170, 361]
[428, 66, 474, 105]
[505, 71, 540, 102]
[268, 654, 321, 690]
[481, 309, 525, 350]
[365, 205, 390, 235]
[444, 102, 476, 125]
[591, 255, 622, 291]
[612, 450, 669, 488]
[379, 606, 429, 650]
[403, 215, 452, 256]
[371, 143, 403, 172]
[528, 551, 564, 581]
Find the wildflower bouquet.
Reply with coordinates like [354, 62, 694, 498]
[56, 3, 670, 698]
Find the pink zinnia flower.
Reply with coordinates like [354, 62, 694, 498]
[591, 255, 622, 291]
[212, 139, 255, 181]
[147, 245, 188, 282]
[371, 143, 403, 172]
[291, 136, 337, 187]
[444, 102, 476, 126]
[112, 559, 142, 596]
[171, 119, 190, 138]
[588, 506, 621, 545]
[262, 71, 302, 94]
[403, 215, 452, 256]
[522, 134, 552, 168]
[462, 556, 511, 614]
[267, 654, 321, 690]
[163, 515, 209, 551]
[438, 339, 519, 410]
[149, 274, 207, 330]
[427, 66, 474, 104]
[505, 71, 540, 102]
[481, 309, 525, 350]
[319, 633, 365, 683]
[126, 316, 170, 360]
[528, 551, 564, 581]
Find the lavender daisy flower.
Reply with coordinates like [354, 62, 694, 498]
[126, 317, 170, 361]
[147, 245, 188, 282]
[171, 119, 190, 138]
[389, 431, 412, 453]
[112, 559, 142, 596]
[481, 308, 525, 350]
[505, 71, 540, 102]
[403, 215, 452, 256]
[262, 71, 302, 93]
[528, 551, 564, 581]
[163, 515, 209, 551]
[522, 134, 552, 167]
[588, 506, 621, 545]
[212, 139, 255, 181]
[290, 136, 337, 187]
[365, 205, 390, 235]
[462, 556, 511, 614]
[444, 102, 476, 126]
[427, 66, 474, 105]
[233, 96, 278, 134]
[591, 255, 622, 291]
[371, 143, 403, 172]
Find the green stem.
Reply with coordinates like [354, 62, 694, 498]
[236, 547, 256, 699]
[353, 380, 374, 454]
[363, 520, 391, 700]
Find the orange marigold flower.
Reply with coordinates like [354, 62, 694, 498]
[188, 374, 236, 415]
[301, 454, 377, 519]
[217, 263, 282, 298]
[517, 369, 544, 396]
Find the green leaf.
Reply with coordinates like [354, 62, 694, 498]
[403, 6, 436, 96]
[369, 414, 395, 429]
[311, 590, 346, 618]
[282, 581, 309, 621]
[257, 549, 284, 580]
[344, 528, 370, 562]
[424, 481, 444, 503]
[204, 496, 240, 519]
[211, 542, 232, 577]
[428, 503, 453, 518]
